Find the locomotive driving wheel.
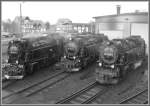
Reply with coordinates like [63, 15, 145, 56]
[120, 65, 128, 78]
[20, 65, 26, 76]
[25, 64, 34, 75]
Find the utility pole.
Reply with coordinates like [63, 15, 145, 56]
[20, 3, 22, 37]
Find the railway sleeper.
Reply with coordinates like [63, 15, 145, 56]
[90, 87, 100, 93]
[91, 100, 99, 104]
[130, 97, 147, 104]
[81, 93, 94, 99]
[91, 98, 102, 104]
[135, 97, 147, 103]
[85, 91, 97, 96]
[69, 100, 81, 104]
[73, 97, 87, 103]
[131, 98, 145, 104]
[77, 96, 88, 101]
[136, 95, 148, 102]
[141, 91, 148, 98]
[79, 94, 90, 99]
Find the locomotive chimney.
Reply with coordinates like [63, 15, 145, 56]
[116, 5, 121, 15]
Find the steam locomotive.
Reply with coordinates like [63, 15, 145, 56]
[61, 34, 108, 72]
[2, 33, 64, 79]
[95, 36, 146, 84]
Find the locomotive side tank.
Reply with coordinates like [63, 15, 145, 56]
[3, 33, 64, 79]
[62, 33, 108, 72]
[95, 35, 146, 84]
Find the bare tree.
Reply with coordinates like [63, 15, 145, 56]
[45, 22, 50, 30]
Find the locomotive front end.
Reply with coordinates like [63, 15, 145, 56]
[95, 66, 120, 84]
[96, 43, 121, 84]
[3, 41, 25, 79]
[62, 56, 81, 72]
[62, 41, 82, 72]
[3, 63, 24, 79]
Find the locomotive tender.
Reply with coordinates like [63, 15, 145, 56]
[62, 33, 108, 72]
[95, 35, 146, 84]
[3, 33, 64, 79]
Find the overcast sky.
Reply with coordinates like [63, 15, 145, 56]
[2, 1, 148, 24]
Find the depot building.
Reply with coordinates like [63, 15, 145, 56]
[93, 5, 148, 54]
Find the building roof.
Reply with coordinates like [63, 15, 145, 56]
[93, 12, 148, 19]
[63, 23, 90, 26]
[57, 18, 72, 25]
[93, 12, 148, 23]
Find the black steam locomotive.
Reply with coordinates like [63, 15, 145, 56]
[95, 36, 146, 84]
[61, 34, 108, 72]
[3, 33, 64, 79]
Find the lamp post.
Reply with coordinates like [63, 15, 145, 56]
[20, 1, 25, 37]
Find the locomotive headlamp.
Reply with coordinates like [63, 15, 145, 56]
[5, 59, 8, 63]
[110, 64, 114, 69]
[69, 37, 72, 40]
[16, 60, 18, 64]
[98, 62, 102, 66]
[73, 56, 76, 59]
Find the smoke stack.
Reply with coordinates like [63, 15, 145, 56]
[116, 5, 121, 15]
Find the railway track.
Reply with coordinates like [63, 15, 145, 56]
[2, 70, 71, 100]
[2, 79, 17, 89]
[56, 82, 109, 104]
[120, 89, 148, 104]
[21, 71, 71, 97]
[2, 64, 61, 90]
[118, 82, 148, 104]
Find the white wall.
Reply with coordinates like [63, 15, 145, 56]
[100, 30, 123, 40]
[96, 22, 148, 54]
[131, 23, 148, 54]
[98, 23, 124, 40]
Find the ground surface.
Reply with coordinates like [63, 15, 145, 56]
[2, 59, 148, 104]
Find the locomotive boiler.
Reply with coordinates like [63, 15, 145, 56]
[95, 35, 146, 84]
[61, 34, 108, 72]
[2, 33, 64, 79]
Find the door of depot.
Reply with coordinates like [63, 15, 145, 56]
[131, 23, 148, 54]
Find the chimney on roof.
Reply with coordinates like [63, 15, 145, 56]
[116, 5, 121, 15]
